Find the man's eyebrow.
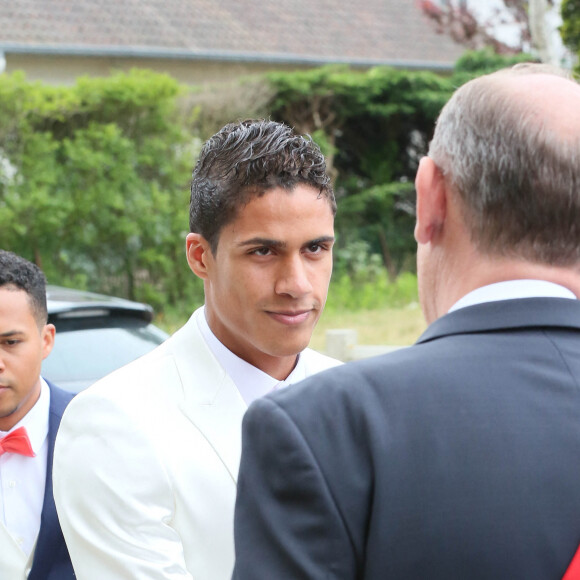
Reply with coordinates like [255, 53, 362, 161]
[237, 235, 335, 249]
[304, 236, 335, 246]
[0, 330, 24, 338]
[238, 237, 286, 249]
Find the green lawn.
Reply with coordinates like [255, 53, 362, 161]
[310, 303, 426, 354]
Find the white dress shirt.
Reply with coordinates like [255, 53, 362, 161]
[449, 279, 577, 313]
[0, 378, 50, 556]
[197, 307, 310, 405]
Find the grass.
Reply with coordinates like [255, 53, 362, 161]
[310, 303, 427, 354]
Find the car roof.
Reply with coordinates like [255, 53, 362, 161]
[46, 285, 154, 323]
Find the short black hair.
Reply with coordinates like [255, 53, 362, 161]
[0, 250, 48, 326]
[189, 119, 336, 254]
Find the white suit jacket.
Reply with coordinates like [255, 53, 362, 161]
[53, 307, 341, 580]
[0, 523, 31, 578]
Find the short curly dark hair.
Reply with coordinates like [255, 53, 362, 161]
[0, 250, 48, 326]
[189, 119, 336, 254]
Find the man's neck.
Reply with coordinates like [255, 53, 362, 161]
[436, 258, 580, 322]
[196, 307, 300, 380]
[253, 354, 299, 382]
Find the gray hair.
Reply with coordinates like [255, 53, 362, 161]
[428, 63, 580, 265]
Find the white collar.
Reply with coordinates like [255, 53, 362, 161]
[0, 378, 50, 454]
[449, 280, 577, 313]
[196, 307, 306, 405]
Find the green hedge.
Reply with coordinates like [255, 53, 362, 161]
[0, 69, 202, 310]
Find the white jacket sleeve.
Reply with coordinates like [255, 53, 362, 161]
[53, 391, 193, 580]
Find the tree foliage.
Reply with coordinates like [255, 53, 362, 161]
[0, 51, 532, 314]
[561, 0, 580, 57]
[265, 50, 535, 278]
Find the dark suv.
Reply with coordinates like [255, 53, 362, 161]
[42, 286, 169, 393]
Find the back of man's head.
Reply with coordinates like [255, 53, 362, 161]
[428, 64, 580, 266]
[189, 119, 336, 254]
[0, 250, 48, 327]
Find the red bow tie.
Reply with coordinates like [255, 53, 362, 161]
[0, 426, 35, 457]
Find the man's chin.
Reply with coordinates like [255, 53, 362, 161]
[266, 338, 312, 359]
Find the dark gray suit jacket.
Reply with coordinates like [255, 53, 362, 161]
[28, 380, 75, 580]
[233, 298, 580, 579]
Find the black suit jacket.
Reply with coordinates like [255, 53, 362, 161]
[28, 380, 75, 580]
[233, 298, 580, 580]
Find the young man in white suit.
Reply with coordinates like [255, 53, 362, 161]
[53, 119, 341, 579]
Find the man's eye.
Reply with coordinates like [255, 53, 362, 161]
[4, 339, 20, 346]
[306, 244, 323, 254]
[250, 247, 272, 256]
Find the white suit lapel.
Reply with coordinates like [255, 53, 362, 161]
[167, 309, 247, 482]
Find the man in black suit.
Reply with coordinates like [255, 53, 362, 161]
[232, 64, 580, 579]
[0, 250, 75, 579]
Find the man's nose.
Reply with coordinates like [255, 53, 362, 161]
[274, 256, 313, 298]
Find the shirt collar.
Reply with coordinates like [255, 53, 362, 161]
[449, 280, 577, 314]
[0, 378, 50, 454]
[196, 307, 305, 405]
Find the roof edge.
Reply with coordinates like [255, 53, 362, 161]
[0, 43, 456, 71]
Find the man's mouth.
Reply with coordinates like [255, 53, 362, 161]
[266, 310, 312, 325]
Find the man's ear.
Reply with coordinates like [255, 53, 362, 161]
[414, 156, 447, 245]
[186, 233, 212, 280]
[41, 324, 56, 360]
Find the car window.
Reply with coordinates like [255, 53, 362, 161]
[42, 317, 168, 393]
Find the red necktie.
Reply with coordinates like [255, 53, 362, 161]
[0, 426, 35, 457]
[563, 545, 580, 580]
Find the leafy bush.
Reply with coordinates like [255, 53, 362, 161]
[0, 69, 201, 308]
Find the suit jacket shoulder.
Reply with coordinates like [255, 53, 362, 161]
[235, 298, 580, 580]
